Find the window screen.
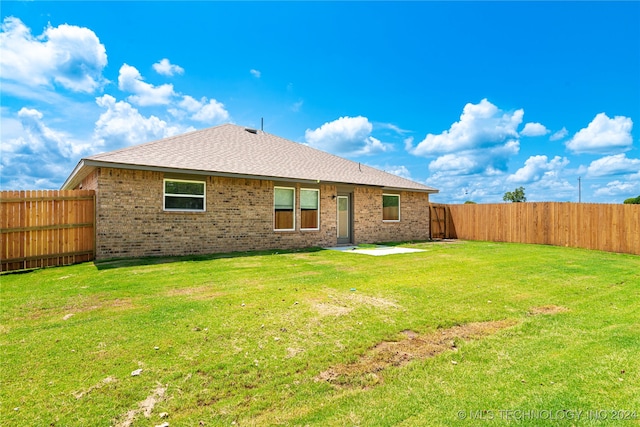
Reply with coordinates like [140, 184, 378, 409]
[382, 194, 400, 221]
[164, 179, 205, 211]
[301, 189, 319, 230]
[274, 187, 295, 230]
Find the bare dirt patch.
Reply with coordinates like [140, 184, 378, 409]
[313, 302, 353, 317]
[317, 319, 516, 388]
[114, 383, 167, 427]
[286, 347, 304, 358]
[312, 292, 399, 318]
[73, 376, 117, 399]
[400, 329, 419, 338]
[346, 293, 399, 309]
[528, 305, 569, 315]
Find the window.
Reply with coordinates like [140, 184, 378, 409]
[383, 194, 400, 221]
[164, 179, 206, 212]
[274, 187, 295, 230]
[300, 189, 320, 230]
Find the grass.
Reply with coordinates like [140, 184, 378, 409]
[1, 241, 639, 426]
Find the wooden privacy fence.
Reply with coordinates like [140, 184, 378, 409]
[429, 203, 451, 239]
[445, 202, 640, 256]
[1, 190, 95, 272]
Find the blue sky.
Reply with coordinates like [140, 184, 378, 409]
[1, 1, 638, 203]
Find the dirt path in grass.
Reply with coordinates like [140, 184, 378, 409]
[317, 319, 516, 387]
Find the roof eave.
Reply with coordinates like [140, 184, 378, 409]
[61, 159, 95, 190]
[381, 186, 439, 194]
[66, 159, 439, 193]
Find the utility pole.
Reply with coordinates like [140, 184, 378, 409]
[578, 176, 582, 203]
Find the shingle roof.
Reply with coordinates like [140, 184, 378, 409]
[63, 123, 438, 193]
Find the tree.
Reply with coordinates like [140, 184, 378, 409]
[464, 200, 477, 204]
[623, 195, 640, 204]
[503, 187, 526, 203]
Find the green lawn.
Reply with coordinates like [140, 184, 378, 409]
[1, 241, 639, 426]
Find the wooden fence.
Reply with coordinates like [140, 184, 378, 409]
[429, 203, 451, 239]
[1, 190, 95, 272]
[1, 194, 637, 271]
[444, 202, 640, 256]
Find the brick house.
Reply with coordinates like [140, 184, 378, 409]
[62, 124, 438, 260]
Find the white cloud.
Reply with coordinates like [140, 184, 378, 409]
[361, 136, 391, 155]
[0, 16, 107, 93]
[250, 69, 261, 78]
[586, 154, 640, 177]
[593, 180, 639, 198]
[118, 64, 176, 106]
[377, 122, 409, 134]
[427, 140, 520, 178]
[566, 113, 633, 154]
[367, 164, 412, 180]
[427, 174, 508, 204]
[305, 116, 392, 155]
[549, 127, 568, 141]
[177, 95, 202, 113]
[403, 136, 414, 152]
[428, 153, 478, 176]
[117, 66, 228, 122]
[0, 107, 23, 142]
[410, 99, 523, 156]
[527, 176, 576, 202]
[501, 155, 575, 201]
[3, 89, 227, 189]
[16, 108, 92, 157]
[192, 99, 229, 123]
[384, 165, 412, 179]
[520, 122, 549, 137]
[94, 94, 187, 150]
[175, 95, 229, 123]
[0, 108, 93, 189]
[152, 58, 184, 76]
[507, 155, 569, 184]
[428, 158, 576, 203]
[410, 99, 523, 181]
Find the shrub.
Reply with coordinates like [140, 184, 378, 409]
[623, 195, 640, 204]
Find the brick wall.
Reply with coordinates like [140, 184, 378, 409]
[83, 167, 430, 259]
[353, 187, 431, 244]
[79, 169, 99, 191]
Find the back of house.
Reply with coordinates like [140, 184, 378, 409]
[62, 124, 438, 259]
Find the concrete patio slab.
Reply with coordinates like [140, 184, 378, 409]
[324, 245, 426, 256]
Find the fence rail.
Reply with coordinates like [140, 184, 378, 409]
[1, 190, 95, 272]
[1, 194, 637, 272]
[445, 202, 640, 256]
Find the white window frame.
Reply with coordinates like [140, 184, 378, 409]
[300, 188, 320, 231]
[163, 178, 206, 212]
[274, 186, 296, 231]
[382, 193, 400, 222]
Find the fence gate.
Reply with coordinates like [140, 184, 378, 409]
[1, 190, 95, 272]
[429, 204, 448, 239]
